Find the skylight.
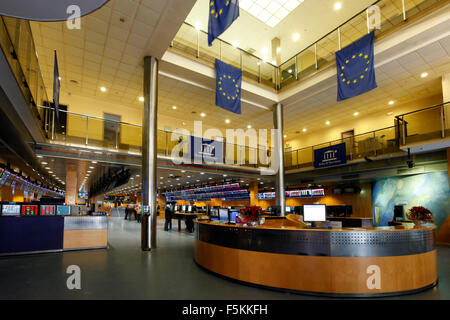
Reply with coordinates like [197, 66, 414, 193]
[239, 0, 304, 27]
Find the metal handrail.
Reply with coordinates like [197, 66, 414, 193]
[290, 125, 398, 153]
[394, 101, 449, 118]
[279, 0, 383, 68]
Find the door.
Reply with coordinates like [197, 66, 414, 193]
[341, 130, 354, 160]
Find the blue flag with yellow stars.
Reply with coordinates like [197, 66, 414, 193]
[208, 0, 239, 46]
[53, 50, 60, 121]
[336, 32, 377, 101]
[215, 59, 242, 114]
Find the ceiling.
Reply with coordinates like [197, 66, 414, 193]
[185, 0, 375, 63]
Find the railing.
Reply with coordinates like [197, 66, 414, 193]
[396, 102, 449, 146]
[171, 22, 279, 89]
[38, 106, 274, 168]
[285, 126, 400, 170]
[0, 16, 49, 136]
[171, 0, 443, 90]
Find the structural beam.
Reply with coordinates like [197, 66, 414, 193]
[273, 103, 286, 216]
[142, 56, 159, 251]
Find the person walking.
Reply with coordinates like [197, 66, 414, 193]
[164, 204, 172, 231]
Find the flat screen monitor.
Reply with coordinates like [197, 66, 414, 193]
[182, 205, 186, 212]
[174, 205, 178, 211]
[393, 205, 404, 221]
[2, 204, 21, 216]
[229, 210, 239, 223]
[210, 208, 219, 221]
[56, 205, 71, 216]
[219, 208, 229, 222]
[21, 205, 39, 216]
[286, 206, 291, 213]
[303, 204, 326, 222]
[187, 205, 192, 212]
[40, 205, 56, 215]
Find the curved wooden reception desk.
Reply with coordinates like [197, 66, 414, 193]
[194, 219, 437, 297]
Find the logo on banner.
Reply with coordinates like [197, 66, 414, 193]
[314, 143, 347, 168]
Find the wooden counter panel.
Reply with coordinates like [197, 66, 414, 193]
[195, 240, 437, 295]
[63, 229, 108, 249]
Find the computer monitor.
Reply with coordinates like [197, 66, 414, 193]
[174, 205, 178, 211]
[56, 205, 71, 216]
[210, 208, 219, 221]
[229, 210, 239, 223]
[303, 204, 326, 222]
[182, 205, 186, 212]
[21, 205, 39, 216]
[40, 205, 56, 215]
[1, 204, 21, 216]
[393, 205, 404, 221]
[187, 205, 192, 212]
[285, 206, 291, 213]
[218, 208, 229, 222]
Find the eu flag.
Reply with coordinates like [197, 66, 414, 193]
[208, 0, 239, 46]
[53, 50, 60, 121]
[336, 32, 377, 101]
[215, 59, 242, 114]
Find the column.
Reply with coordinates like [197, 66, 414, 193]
[273, 103, 286, 216]
[142, 56, 159, 251]
[65, 163, 78, 205]
[442, 73, 450, 132]
[249, 181, 259, 207]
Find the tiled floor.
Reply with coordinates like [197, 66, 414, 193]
[0, 216, 448, 300]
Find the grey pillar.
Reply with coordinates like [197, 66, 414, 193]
[273, 103, 285, 216]
[142, 56, 158, 251]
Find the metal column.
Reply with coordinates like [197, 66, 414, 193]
[142, 56, 158, 251]
[273, 103, 286, 216]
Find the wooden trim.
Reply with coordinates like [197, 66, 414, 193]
[195, 240, 438, 295]
[63, 229, 108, 249]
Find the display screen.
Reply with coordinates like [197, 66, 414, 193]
[229, 210, 239, 223]
[187, 205, 192, 212]
[182, 205, 186, 212]
[303, 205, 326, 222]
[174, 205, 178, 211]
[2, 204, 21, 216]
[21, 205, 39, 216]
[286, 206, 291, 213]
[57, 205, 71, 216]
[219, 208, 229, 222]
[40, 205, 56, 215]
[210, 208, 219, 221]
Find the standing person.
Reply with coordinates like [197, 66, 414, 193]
[124, 204, 130, 220]
[164, 204, 172, 231]
[136, 204, 142, 223]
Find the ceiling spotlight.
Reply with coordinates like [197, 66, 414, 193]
[232, 41, 239, 48]
[100, 87, 107, 92]
[89, 166, 94, 169]
[139, 97, 144, 102]
[200, 172, 204, 175]
[302, 128, 307, 132]
[225, 119, 230, 124]
[194, 21, 202, 30]
[292, 33, 300, 41]
[353, 112, 359, 116]
[92, 161, 97, 164]
[283, 135, 287, 138]
[421, 72, 428, 78]
[334, 2, 342, 10]
[325, 121, 331, 125]
[247, 125, 252, 129]
[172, 106, 177, 110]
[200, 112, 206, 117]
[388, 100, 395, 105]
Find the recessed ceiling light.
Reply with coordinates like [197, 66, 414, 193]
[172, 106, 177, 110]
[421, 72, 428, 78]
[45, 167, 50, 170]
[223, 174, 227, 177]
[325, 121, 331, 125]
[292, 33, 300, 41]
[200, 172, 204, 175]
[92, 161, 97, 164]
[388, 100, 395, 105]
[225, 119, 230, 124]
[194, 21, 202, 30]
[302, 128, 307, 132]
[139, 97, 144, 102]
[232, 41, 239, 48]
[89, 166, 94, 169]
[247, 125, 252, 129]
[100, 87, 107, 92]
[276, 47, 281, 53]
[334, 2, 342, 10]
[200, 112, 206, 117]
[283, 135, 287, 138]
[353, 112, 359, 116]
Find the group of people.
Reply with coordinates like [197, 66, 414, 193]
[124, 203, 142, 222]
[164, 203, 195, 233]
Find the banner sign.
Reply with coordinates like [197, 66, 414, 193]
[314, 143, 347, 168]
[190, 136, 223, 163]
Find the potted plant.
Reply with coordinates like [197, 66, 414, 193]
[407, 206, 434, 227]
[236, 206, 265, 227]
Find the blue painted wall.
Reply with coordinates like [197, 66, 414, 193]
[372, 172, 450, 229]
